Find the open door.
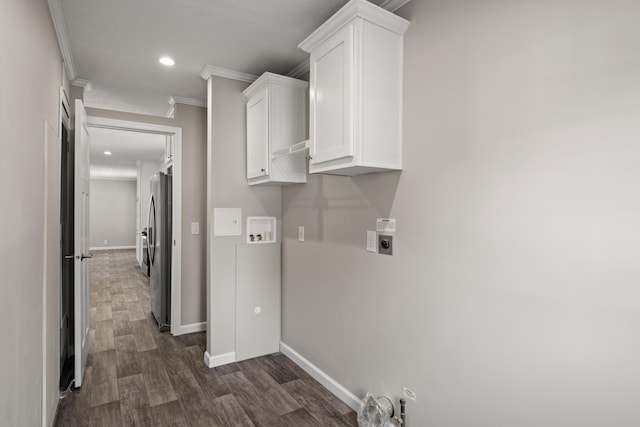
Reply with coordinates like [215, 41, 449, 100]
[74, 99, 92, 387]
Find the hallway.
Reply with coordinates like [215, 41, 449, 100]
[54, 250, 357, 426]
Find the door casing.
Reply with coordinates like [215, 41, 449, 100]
[87, 116, 183, 336]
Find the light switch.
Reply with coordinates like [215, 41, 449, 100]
[298, 226, 304, 242]
[366, 231, 377, 253]
[191, 222, 200, 235]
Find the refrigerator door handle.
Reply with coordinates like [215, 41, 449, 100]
[147, 194, 156, 264]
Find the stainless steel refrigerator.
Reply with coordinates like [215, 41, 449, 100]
[147, 172, 172, 331]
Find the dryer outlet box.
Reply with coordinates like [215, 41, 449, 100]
[378, 235, 393, 255]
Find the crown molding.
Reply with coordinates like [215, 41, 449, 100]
[71, 79, 93, 92]
[47, 0, 77, 81]
[378, 0, 412, 12]
[199, 65, 258, 83]
[168, 96, 206, 108]
[166, 96, 205, 118]
[243, 72, 309, 98]
[287, 60, 310, 79]
[290, 0, 410, 77]
[299, 0, 410, 53]
[165, 104, 176, 119]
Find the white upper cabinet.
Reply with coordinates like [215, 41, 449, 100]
[243, 72, 309, 186]
[299, 0, 410, 176]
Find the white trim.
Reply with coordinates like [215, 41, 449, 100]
[165, 104, 175, 119]
[90, 245, 136, 251]
[378, 0, 412, 12]
[287, 60, 310, 79]
[204, 351, 236, 368]
[168, 96, 207, 108]
[280, 342, 363, 411]
[170, 130, 183, 338]
[47, 0, 76, 81]
[85, 116, 184, 338]
[42, 119, 62, 427]
[71, 79, 93, 92]
[243, 72, 308, 99]
[177, 321, 207, 335]
[41, 121, 50, 427]
[205, 76, 214, 369]
[200, 65, 258, 83]
[88, 117, 178, 134]
[298, 0, 410, 53]
[90, 176, 137, 182]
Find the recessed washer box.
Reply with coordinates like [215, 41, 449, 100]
[247, 216, 277, 244]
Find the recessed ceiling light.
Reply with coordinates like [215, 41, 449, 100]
[104, 151, 112, 156]
[159, 56, 175, 66]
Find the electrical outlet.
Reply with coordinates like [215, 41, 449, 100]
[366, 231, 377, 252]
[403, 387, 417, 401]
[378, 235, 393, 255]
[298, 226, 304, 242]
[103, 240, 108, 245]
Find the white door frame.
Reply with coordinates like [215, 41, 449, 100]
[74, 99, 92, 388]
[87, 116, 183, 336]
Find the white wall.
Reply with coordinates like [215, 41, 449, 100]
[206, 76, 282, 360]
[0, 0, 66, 426]
[281, 0, 640, 425]
[90, 179, 137, 249]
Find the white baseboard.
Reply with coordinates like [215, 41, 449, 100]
[90, 245, 136, 251]
[204, 351, 236, 368]
[174, 321, 206, 336]
[279, 342, 362, 411]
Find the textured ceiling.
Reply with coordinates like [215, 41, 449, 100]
[60, 0, 393, 116]
[58, 0, 406, 177]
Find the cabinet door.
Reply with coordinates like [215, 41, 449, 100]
[235, 243, 281, 361]
[310, 23, 354, 164]
[246, 88, 270, 179]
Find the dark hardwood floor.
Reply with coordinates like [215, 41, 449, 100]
[54, 249, 357, 427]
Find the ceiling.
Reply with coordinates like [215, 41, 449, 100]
[52, 0, 408, 117]
[52, 0, 409, 178]
[89, 128, 166, 180]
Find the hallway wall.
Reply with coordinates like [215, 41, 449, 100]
[90, 178, 137, 249]
[0, 0, 67, 425]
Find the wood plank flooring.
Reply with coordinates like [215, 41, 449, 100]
[54, 249, 357, 427]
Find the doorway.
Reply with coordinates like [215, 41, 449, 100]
[87, 116, 183, 336]
[59, 95, 75, 391]
[58, 114, 184, 394]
